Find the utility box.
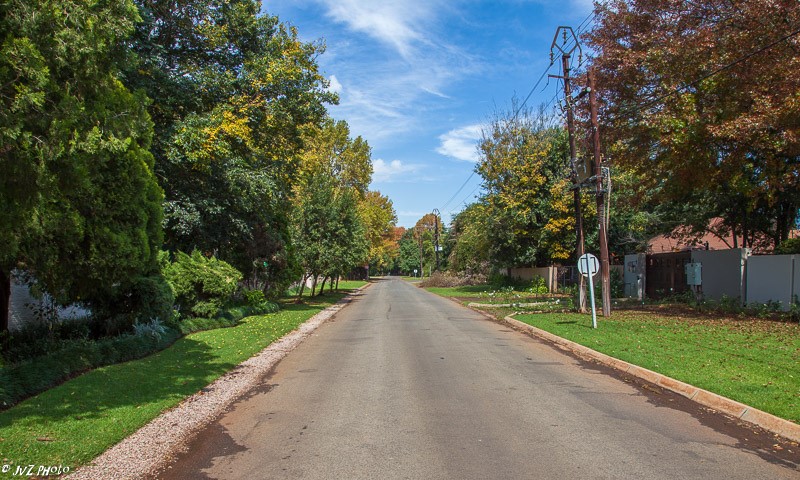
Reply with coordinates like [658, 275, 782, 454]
[624, 253, 646, 300]
[685, 262, 702, 286]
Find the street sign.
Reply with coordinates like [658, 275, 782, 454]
[577, 253, 599, 277]
[577, 253, 600, 329]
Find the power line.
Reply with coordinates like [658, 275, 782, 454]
[439, 57, 557, 213]
[512, 60, 555, 123]
[458, 184, 481, 208]
[440, 170, 476, 212]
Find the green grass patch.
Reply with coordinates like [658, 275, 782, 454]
[0, 290, 354, 473]
[288, 280, 366, 299]
[514, 310, 800, 423]
[424, 285, 563, 309]
[423, 285, 497, 297]
[336, 280, 367, 290]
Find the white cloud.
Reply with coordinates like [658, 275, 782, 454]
[308, 0, 482, 144]
[435, 124, 483, 162]
[317, 0, 438, 59]
[327, 74, 343, 94]
[372, 158, 422, 182]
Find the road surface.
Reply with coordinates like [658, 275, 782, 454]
[160, 278, 799, 479]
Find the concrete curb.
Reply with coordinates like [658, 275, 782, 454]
[502, 314, 800, 443]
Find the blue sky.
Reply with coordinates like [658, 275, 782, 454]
[263, 0, 595, 227]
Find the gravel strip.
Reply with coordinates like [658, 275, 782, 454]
[68, 288, 366, 480]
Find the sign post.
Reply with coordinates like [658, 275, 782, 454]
[577, 253, 600, 329]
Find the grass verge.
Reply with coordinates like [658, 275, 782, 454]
[0, 285, 363, 474]
[423, 285, 496, 297]
[514, 310, 800, 423]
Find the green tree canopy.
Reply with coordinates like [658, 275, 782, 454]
[0, 0, 163, 331]
[127, 0, 335, 295]
[476, 104, 579, 267]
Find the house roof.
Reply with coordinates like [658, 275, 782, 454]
[646, 217, 778, 254]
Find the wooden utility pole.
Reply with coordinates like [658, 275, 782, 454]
[551, 27, 587, 313]
[417, 227, 424, 278]
[433, 209, 440, 272]
[589, 68, 611, 316]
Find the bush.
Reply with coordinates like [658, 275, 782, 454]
[0, 329, 181, 408]
[529, 276, 549, 295]
[243, 289, 266, 307]
[487, 271, 532, 289]
[775, 238, 800, 255]
[133, 318, 168, 340]
[162, 250, 243, 318]
[0, 297, 284, 410]
[419, 271, 487, 287]
[610, 268, 624, 299]
[89, 274, 174, 337]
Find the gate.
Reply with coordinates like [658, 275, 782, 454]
[645, 251, 690, 299]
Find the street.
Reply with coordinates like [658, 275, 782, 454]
[160, 278, 799, 479]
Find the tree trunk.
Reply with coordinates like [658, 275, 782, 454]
[335, 276, 340, 291]
[318, 277, 327, 296]
[742, 211, 748, 249]
[1, 269, 10, 333]
[296, 273, 308, 303]
[311, 274, 318, 296]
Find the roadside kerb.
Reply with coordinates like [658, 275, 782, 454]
[69, 283, 372, 480]
[502, 314, 800, 443]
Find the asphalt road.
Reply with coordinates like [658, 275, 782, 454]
[161, 278, 799, 479]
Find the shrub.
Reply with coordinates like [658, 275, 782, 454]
[529, 276, 549, 295]
[610, 268, 624, 298]
[133, 318, 168, 340]
[0, 329, 181, 408]
[775, 238, 800, 255]
[243, 289, 266, 307]
[487, 271, 531, 289]
[162, 250, 243, 318]
[89, 274, 174, 337]
[419, 271, 487, 287]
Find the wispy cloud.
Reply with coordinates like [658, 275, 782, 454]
[316, 0, 438, 59]
[436, 124, 483, 163]
[307, 0, 482, 144]
[327, 75, 343, 94]
[372, 158, 423, 183]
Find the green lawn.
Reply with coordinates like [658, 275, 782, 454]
[515, 311, 800, 423]
[423, 285, 499, 297]
[423, 285, 563, 308]
[0, 286, 363, 473]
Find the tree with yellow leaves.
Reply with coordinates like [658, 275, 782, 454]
[476, 104, 580, 268]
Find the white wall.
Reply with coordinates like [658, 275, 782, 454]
[746, 255, 795, 310]
[691, 249, 748, 302]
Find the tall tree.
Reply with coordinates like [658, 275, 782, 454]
[359, 191, 398, 274]
[292, 117, 373, 285]
[396, 229, 422, 276]
[477, 104, 580, 268]
[126, 0, 335, 293]
[0, 0, 163, 332]
[291, 171, 367, 296]
[299, 117, 373, 198]
[448, 202, 491, 275]
[586, 0, 800, 248]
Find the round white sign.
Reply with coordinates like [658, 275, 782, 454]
[577, 253, 600, 277]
